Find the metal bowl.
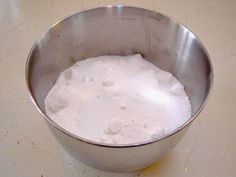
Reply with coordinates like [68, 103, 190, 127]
[26, 5, 213, 171]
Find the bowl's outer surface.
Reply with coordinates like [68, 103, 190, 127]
[26, 6, 213, 171]
[50, 121, 189, 171]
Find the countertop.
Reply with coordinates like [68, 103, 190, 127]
[0, 0, 235, 177]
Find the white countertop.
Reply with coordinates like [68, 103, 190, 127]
[0, 0, 235, 177]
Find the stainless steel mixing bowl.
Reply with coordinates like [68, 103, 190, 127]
[26, 5, 213, 171]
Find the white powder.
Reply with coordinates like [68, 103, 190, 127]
[44, 54, 191, 145]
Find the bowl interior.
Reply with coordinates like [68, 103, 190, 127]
[27, 6, 212, 143]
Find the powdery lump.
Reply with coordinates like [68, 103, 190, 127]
[45, 54, 191, 145]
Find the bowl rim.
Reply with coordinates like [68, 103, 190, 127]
[25, 5, 214, 148]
